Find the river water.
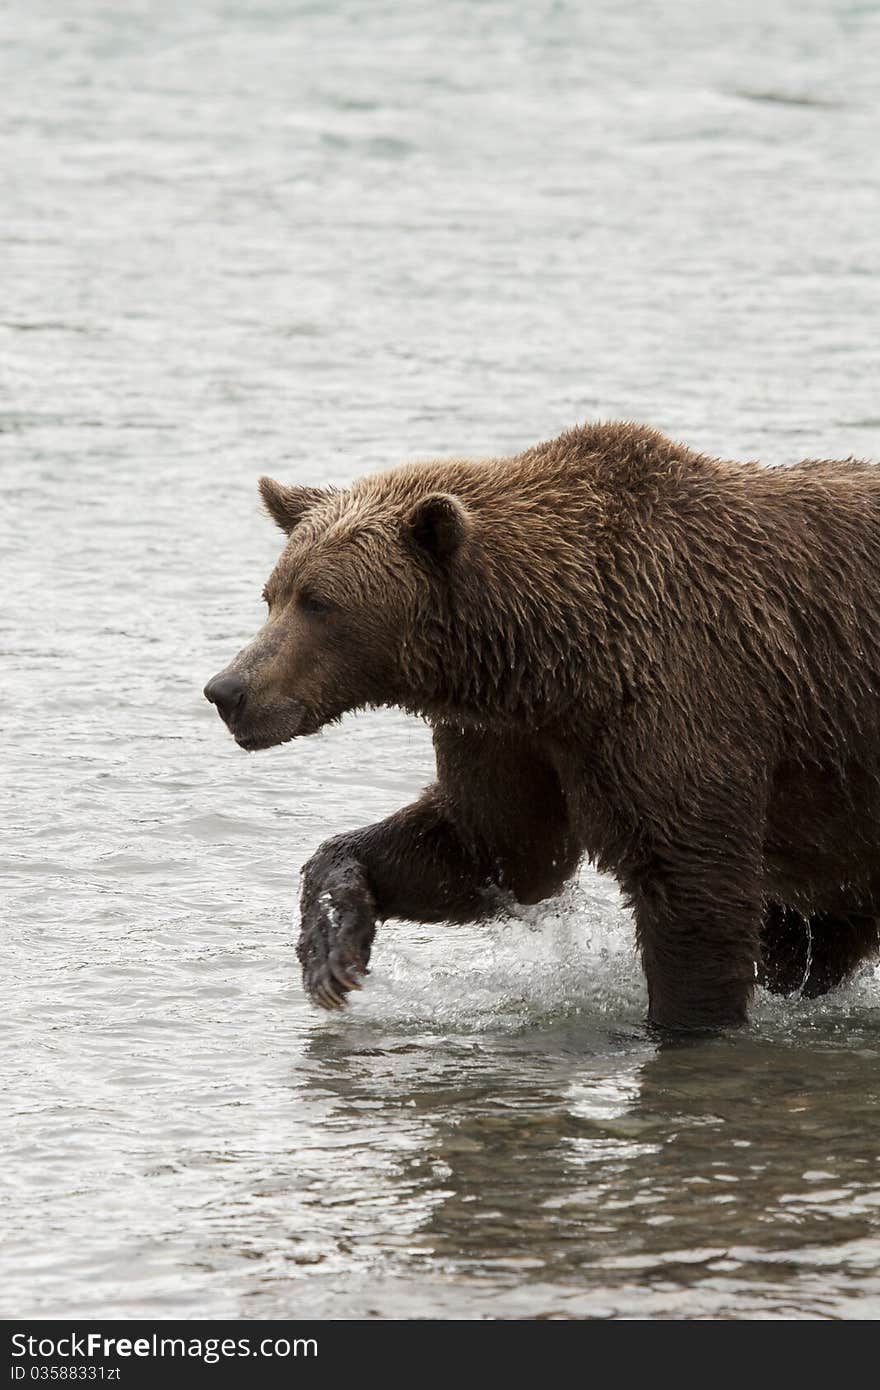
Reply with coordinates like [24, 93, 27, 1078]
[2, 0, 880, 1319]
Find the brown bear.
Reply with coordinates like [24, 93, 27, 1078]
[204, 421, 880, 1030]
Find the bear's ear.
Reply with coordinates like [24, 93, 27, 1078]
[405, 493, 470, 562]
[258, 478, 330, 535]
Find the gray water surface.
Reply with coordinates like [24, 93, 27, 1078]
[2, 0, 880, 1319]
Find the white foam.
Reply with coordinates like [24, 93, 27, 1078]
[352, 870, 647, 1030]
[342, 870, 880, 1034]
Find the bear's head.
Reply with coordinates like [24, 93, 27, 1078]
[204, 472, 473, 750]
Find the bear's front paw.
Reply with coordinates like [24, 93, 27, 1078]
[296, 857, 377, 1010]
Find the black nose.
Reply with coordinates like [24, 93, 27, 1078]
[204, 673, 247, 724]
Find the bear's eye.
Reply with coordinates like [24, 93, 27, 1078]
[298, 590, 333, 618]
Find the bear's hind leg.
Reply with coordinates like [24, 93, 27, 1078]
[758, 903, 812, 995]
[759, 903, 879, 998]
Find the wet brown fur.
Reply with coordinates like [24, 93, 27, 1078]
[208, 421, 880, 1029]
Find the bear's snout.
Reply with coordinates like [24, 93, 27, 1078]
[204, 673, 247, 728]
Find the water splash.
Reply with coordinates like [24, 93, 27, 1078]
[349, 872, 646, 1030]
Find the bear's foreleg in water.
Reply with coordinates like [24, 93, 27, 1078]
[297, 726, 576, 1008]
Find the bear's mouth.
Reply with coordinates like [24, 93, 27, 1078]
[235, 732, 282, 752]
[233, 703, 325, 751]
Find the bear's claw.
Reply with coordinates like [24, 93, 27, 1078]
[297, 856, 377, 1011]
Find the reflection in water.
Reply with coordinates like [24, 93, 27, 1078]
[284, 1022, 880, 1318]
